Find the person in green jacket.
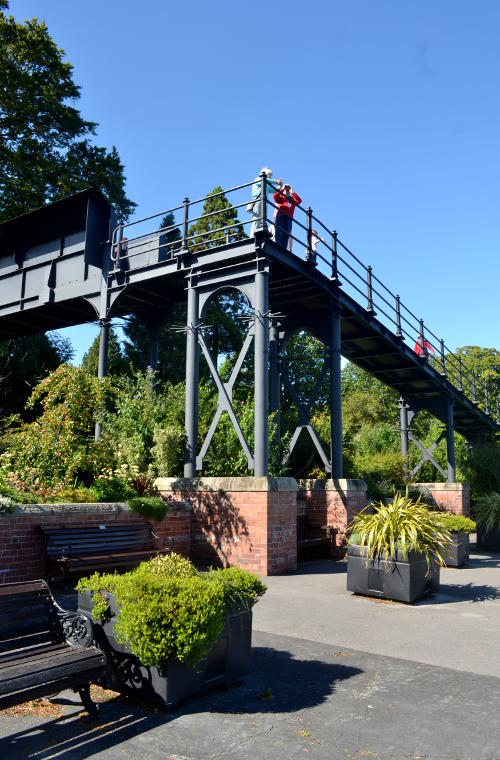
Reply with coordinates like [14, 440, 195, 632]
[250, 167, 282, 237]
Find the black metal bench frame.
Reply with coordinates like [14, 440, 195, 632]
[0, 580, 107, 715]
[39, 522, 174, 585]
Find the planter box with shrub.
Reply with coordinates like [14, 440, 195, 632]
[346, 492, 451, 604]
[347, 544, 439, 603]
[77, 554, 265, 708]
[434, 514, 476, 568]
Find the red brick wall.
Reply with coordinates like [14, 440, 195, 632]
[158, 478, 366, 574]
[418, 483, 471, 516]
[0, 505, 191, 584]
[161, 482, 297, 576]
[298, 480, 367, 557]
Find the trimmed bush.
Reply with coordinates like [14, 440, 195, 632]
[76, 554, 266, 667]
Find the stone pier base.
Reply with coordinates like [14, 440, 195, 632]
[156, 477, 368, 574]
[413, 483, 471, 516]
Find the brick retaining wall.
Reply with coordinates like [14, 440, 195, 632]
[0, 502, 191, 584]
[157, 477, 367, 573]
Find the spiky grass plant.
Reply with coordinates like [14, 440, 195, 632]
[474, 492, 500, 535]
[348, 492, 452, 568]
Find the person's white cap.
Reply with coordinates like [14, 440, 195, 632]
[260, 167, 273, 177]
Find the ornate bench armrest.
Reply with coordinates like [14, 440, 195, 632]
[43, 580, 95, 648]
[150, 529, 174, 552]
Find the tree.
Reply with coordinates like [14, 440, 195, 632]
[2, 364, 108, 488]
[81, 326, 126, 377]
[442, 346, 500, 413]
[188, 186, 246, 252]
[158, 211, 182, 259]
[0, 332, 73, 420]
[0, 3, 135, 221]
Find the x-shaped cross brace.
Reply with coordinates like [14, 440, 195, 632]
[281, 361, 331, 473]
[196, 326, 255, 471]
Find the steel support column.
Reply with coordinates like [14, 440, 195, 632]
[330, 303, 343, 478]
[149, 325, 159, 371]
[254, 265, 269, 476]
[269, 321, 281, 458]
[399, 396, 409, 467]
[184, 276, 199, 477]
[446, 395, 456, 483]
[94, 317, 110, 440]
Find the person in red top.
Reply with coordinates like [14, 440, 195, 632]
[273, 183, 302, 252]
[414, 335, 435, 361]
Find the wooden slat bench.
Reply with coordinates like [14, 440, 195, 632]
[297, 514, 335, 558]
[0, 580, 107, 715]
[39, 523, 174, 584]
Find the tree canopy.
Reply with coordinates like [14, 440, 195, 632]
[0, 2, 135, 222]
[0, 332, 73, 419]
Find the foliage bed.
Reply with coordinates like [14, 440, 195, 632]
[473, 492, 500, 535]
[76, 554, 266, 667]
[433, 512, 476, 534]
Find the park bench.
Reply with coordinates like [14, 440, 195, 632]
[297, 513, 335, 557]
[39, 523, 174, 585]
[0, 580, 106, 715]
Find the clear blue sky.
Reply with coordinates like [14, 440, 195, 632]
[9, 0, 500, 364]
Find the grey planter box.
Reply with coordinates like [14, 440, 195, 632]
[78, 591, 252, 708]
[477, 525, 500, 552]
[441, 531, 469, 567]
[347, 545, 440, 603]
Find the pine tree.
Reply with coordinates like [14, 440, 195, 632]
[81, 326, 125, 377]
[188, 186, 246, 252]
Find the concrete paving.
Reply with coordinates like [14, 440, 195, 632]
[1, 549, 500, 760]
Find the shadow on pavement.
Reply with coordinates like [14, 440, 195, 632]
[294, 558, 347, 576]
[0, 646, 362, 759]
[417, 582, 500, 605]
[467, 554, 500, 569]
[182, 645, 363, 715]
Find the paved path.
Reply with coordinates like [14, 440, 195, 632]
[1, 550, 500, 760]
[253, 550, 500, 678]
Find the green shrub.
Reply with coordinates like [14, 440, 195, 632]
[353, 450, 406, 500]
[77, 555, 266, 667]
[203, 566, 267, 608]
[127, 496, 168, 521]
[91, 475, 135, 502]
[150, 424, 184, 477]
[434, 512, 476, 534]
[473, 492, 500, 535]
[347, 492, 452, 567]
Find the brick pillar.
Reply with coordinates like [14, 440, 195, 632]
[413, 482, 471, 516]
[156, 477, 298, 575]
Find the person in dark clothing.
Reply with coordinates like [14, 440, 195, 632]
[273, 184, 301, 251]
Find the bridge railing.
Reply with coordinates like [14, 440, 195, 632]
[108, 176, 498, 425]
